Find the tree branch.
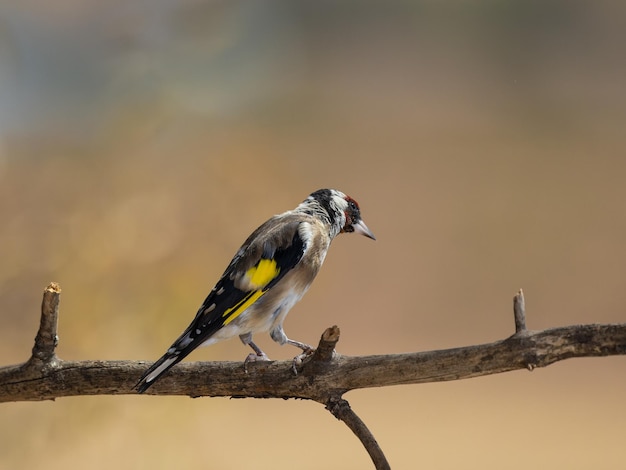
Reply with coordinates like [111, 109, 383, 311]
[2, 284, 626, 469]
[6, 321, 624, 402]
[327, 395, 390, 470]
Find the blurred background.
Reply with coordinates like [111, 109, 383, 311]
[1, 1, 625, 468]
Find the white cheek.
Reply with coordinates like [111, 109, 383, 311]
[331, 194, 349, 212]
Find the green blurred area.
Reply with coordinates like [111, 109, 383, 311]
[1, 1, 626, 469]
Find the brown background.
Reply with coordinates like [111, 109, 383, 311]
[1, 2, 625, 469]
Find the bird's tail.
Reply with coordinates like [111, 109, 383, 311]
[135, 329, 197, 393]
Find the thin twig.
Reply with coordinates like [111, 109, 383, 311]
[310, 325, 340, 363]
[327, 395, 390, 470]
[513, 288, 527, 334]
[30, 282, 61, 365]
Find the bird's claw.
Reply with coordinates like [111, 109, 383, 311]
[291, 347, 315, 375]
[244, 352, 271, 373]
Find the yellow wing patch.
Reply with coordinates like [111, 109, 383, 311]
[245, 258, 280, 289]
[221, 258, 280, 326]
[222, 290, 264, 326]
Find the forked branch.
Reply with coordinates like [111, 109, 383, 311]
[1, 285, 626, 470]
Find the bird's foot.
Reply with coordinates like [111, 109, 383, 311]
[291, 346, 315, 375]
[244, 352, 271, 373]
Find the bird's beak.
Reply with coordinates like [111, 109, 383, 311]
[352, 220, 376, 240]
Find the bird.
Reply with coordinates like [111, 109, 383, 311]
[135, 188, 375, 393]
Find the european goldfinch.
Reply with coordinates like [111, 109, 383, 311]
[136, 189, 375, 393]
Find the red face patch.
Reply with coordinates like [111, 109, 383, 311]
[342, 196, 360, 232]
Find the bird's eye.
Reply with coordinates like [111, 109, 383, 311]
[348, 200, 357, 211]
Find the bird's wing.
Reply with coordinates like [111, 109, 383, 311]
[135, 216, 309, 392]
[187, 218, 307, 337]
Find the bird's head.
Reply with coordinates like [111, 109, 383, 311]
[301, 189, 376, 241]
